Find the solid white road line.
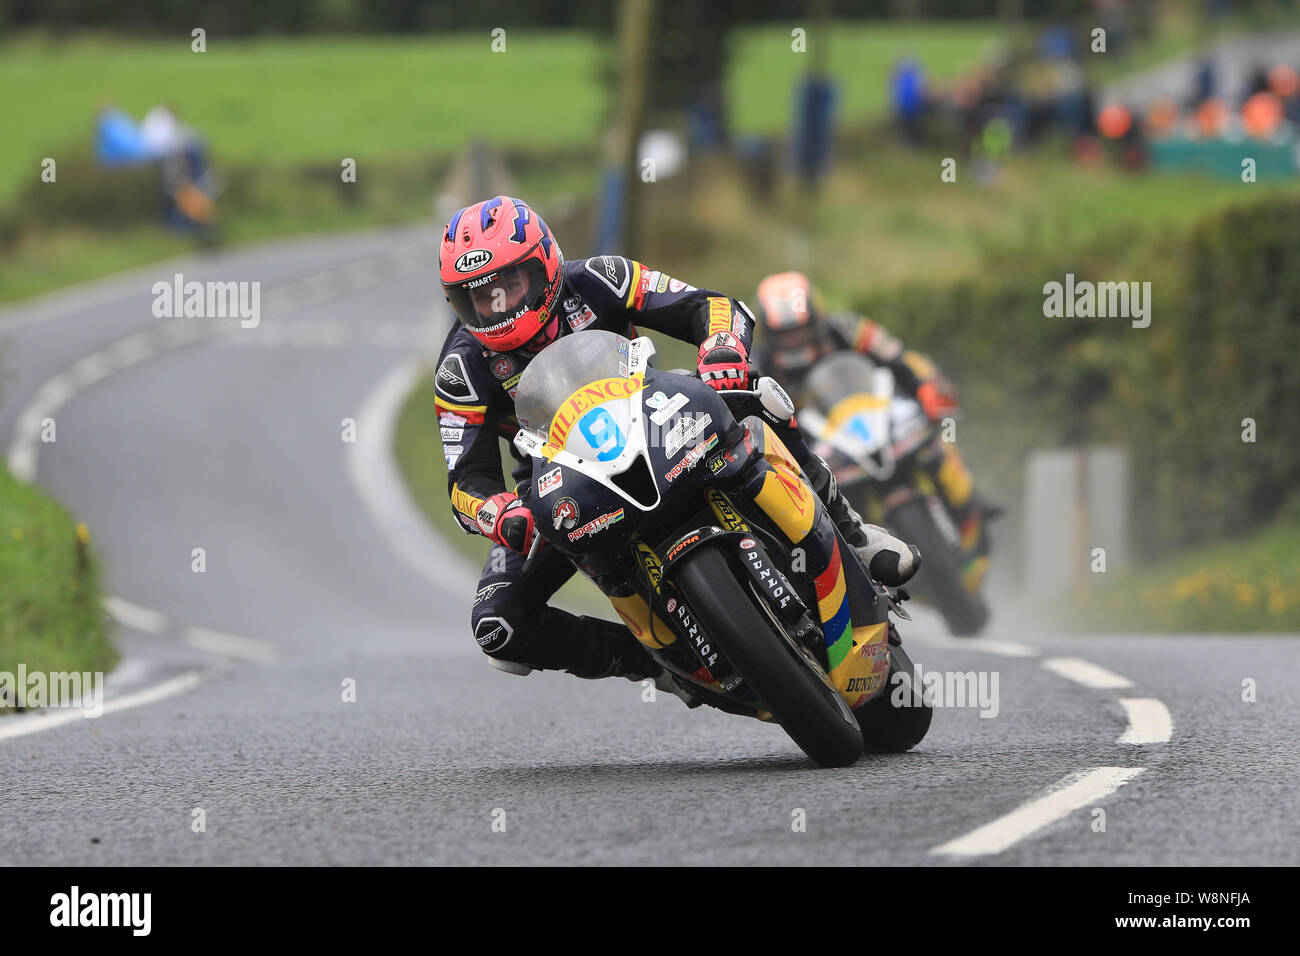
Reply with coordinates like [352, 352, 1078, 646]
[1118, 697, 1174, 744]
[931, 767, 1146, 858]
[103, 595, 168, 635]
[1041, 657, 1135, 689]
[0, 671, 202, 741]
[345, 356, 480, 598]
[183, 626, 278, 664]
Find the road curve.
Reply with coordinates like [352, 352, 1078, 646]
[1, 226, 1297, 865]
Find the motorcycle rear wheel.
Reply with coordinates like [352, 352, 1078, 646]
[886, 498, 990, 636]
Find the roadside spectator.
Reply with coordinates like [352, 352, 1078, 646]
[890, 57, 929, 145]
[93, 104, 215, 232]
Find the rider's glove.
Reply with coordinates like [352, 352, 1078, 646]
[916, 379, 959, 421]
[476, 491, 536, 554]
[697, 331, 750, 391]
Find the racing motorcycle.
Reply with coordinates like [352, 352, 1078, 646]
[510, 329, 931, 767]
[796, 352, 991, 636]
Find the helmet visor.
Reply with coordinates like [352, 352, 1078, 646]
[446, 259, 549, 335]
[766, 325, 821, 372]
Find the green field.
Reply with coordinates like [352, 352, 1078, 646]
[0, 32, 606, 204]
[3, 19, 1259, 305]
[0, 465, 117, 686]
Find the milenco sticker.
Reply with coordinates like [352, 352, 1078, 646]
[548, 377, 645, 446]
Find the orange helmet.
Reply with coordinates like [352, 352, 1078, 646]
[440, 196, 564, 352]
[1097, 103, 1133, 139]
[754, 271, 829, 377]
[1242, 91, 1284, 138]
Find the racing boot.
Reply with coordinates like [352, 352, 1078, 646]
[580, 617, 703, 708]
[488, 615, 703, 708]
[804, 454, 921, 588]
[653, 667, 705, 709]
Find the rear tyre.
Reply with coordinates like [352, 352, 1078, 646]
[674, 544, 864, 768]
[886, 498, 989, 636]
[853, 639, 932, 752]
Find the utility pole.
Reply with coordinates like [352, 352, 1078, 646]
[616, 0, 655, 257]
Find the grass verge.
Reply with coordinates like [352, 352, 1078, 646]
[1065, 516, 1300, 632]
[0, 464, 118, 691]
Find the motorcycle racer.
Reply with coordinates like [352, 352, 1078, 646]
[751, 271, 999, 560]
[435, 197, 919, 692]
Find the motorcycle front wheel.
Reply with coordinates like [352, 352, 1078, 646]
[673, 543, 864, 768]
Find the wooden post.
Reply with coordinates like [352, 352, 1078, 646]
[617, 0, 656, 256]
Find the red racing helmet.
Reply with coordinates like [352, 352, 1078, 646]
[440, 196, 564, 352]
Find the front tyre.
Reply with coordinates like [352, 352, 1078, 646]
[673, 544, 864, 768]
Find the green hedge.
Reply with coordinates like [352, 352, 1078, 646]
[854, 196, 1300, 558]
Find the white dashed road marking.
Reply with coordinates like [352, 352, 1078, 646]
[183, 626, 278, 664]
[1118, 697, 1174, 744]
[1041, 657, 1135, 689]
[931, 767, 1146, 858]
[103, 595, 167, 635]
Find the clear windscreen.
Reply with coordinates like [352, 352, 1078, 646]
[514, 330, 631, 434]
[803, 351, 880, 414]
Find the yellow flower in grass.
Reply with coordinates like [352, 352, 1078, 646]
[1163, 569, 1216, 608]
[1264, 576, 1288, 616]
[1234, 581, 1258, 609]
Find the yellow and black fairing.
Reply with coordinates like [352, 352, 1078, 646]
[609, 411, 896, 716]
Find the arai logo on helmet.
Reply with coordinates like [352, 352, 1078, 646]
[454, 249, 494, 274]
